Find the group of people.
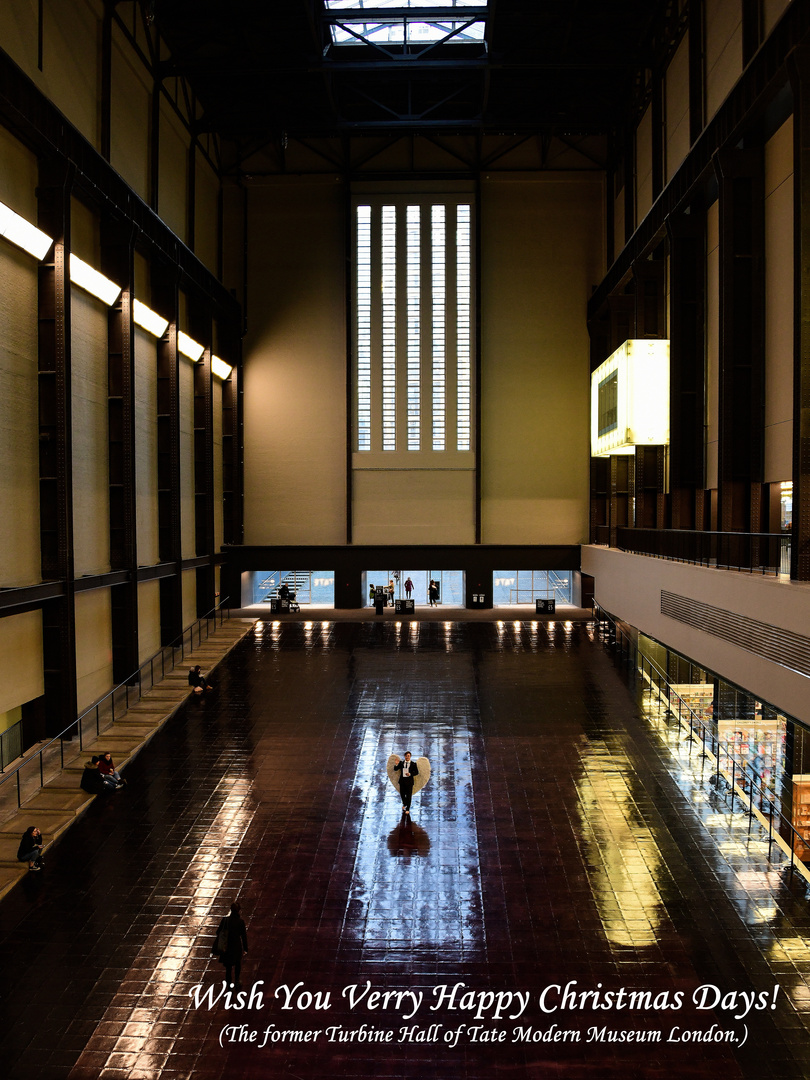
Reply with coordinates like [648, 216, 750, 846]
[80, 752, 127, 795]
[369, 576, 441, 605]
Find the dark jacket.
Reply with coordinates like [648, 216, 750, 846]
[393, 760, 419, 784]
[215, 913, 248, 962]
[80, 763, 107, 794]
[18, 829, 42, 860]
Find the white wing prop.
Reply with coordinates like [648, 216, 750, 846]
[386, 754, 431, 796]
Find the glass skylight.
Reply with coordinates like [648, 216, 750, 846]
[325, 1, 486, 47]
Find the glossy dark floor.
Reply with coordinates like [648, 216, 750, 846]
[1, 621, 809, 1079]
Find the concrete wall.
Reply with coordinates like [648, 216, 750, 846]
[582, 545, 810, 726]
[705, 0, 743, 123]
[665, 33, 691, 183]
[242, 179, 348, 546]
[764, 116, 794, 483]
[0, 611, 44, 714]
[74, 588, 113, 712]
[241, 173, 602, 547]
[480, 174, 603, 545]
[636, 107, 653, 224]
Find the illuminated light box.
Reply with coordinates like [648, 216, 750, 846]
[591, 339, 670, 457]
[211, 355, 232, 380]
[133, 299, 169, 338]
[0, 200, 53, 260]
[69, 254, 121, 306]
[178, 331, 205, 361]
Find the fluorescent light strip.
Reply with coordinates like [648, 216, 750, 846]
[69, 253, 121, 306]
[178, 331, 205, 361]
[211, 355, 232, 380]
[0, 200, 53, 260]
[133, 299, 169, 338]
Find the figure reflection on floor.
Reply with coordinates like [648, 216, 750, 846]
[388, 817, 432, 858]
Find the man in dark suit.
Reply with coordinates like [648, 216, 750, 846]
[393, 752, 419, 814]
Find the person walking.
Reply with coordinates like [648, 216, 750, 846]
[214, 902, 249, 986]
[404, 577, 414, 600]
[392, 752, 419, 815]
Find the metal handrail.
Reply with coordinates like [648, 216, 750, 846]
[0, 598, 230, 806]
[594, 605, 808, 883]
[614, 527, 790, 576]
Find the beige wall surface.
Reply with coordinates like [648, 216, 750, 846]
[158, 97, 189, 244]
[635, 107, 653, 224]
[613, 186, 625, 265]
[182, 568, 197, 629]
[195, 153, 220, 275]
[764, 0, 792, 35]
[0, 610, 43, 714]
[135, 328, 160, 565]
[110, 21, 150, 202]
[705, 200, 720, 491]
[72, 289, 111, 576]
[353, 470, 475, 545]
[705, 0, 743, 122]
[242, 179, 348, 546]
[665, 33, 691, 183]
[180, 356, 196, 559]
[213, 377, 224, 551]
[0, 245, 41, 586]
[75, 587, 113, 712]
[764, 116, 794, 483]
[582, 545, 810, 727]
[480, 174, 603, 545]
[138, 579, 162, 665]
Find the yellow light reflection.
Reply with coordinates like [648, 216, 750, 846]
[577, 751, 665, 948]
[78, 778, 256, 1070]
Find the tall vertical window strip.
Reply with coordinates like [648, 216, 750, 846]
[431, 204, 446, 451]
[406, 205, 421, 450]
[381, 205, 397, 450]
[456, 204, 471, 451]
[354, 197, 473, 455]
[356, 205, 372, 451]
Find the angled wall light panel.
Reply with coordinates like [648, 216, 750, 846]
[133, 299, 169, 338]
[69, 254, 122, 306]
[178, 331, 205, 361]
[590, 339, 670, 457]
[211, 355, 232, 380]
[0, 200, 53, 259]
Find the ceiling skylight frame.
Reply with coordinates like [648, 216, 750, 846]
[324, 2, 489, 56]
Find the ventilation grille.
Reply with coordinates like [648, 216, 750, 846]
[660, 590, 810, 681]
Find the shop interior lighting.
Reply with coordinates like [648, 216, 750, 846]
[178, 331, 205, 361]
[211, 355, 232, 380]
[590, 339, 670, 457]
[0, 200, 53, 260]
[133, 299, 169, 338]
[69, 253, 122, 306]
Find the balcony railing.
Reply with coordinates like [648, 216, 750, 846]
[0, 599, 230, 821]
[612, 528, 790, 575]
[594, 605, 809, 884]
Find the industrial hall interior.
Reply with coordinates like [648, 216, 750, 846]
[4, 1, 810, 1078]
